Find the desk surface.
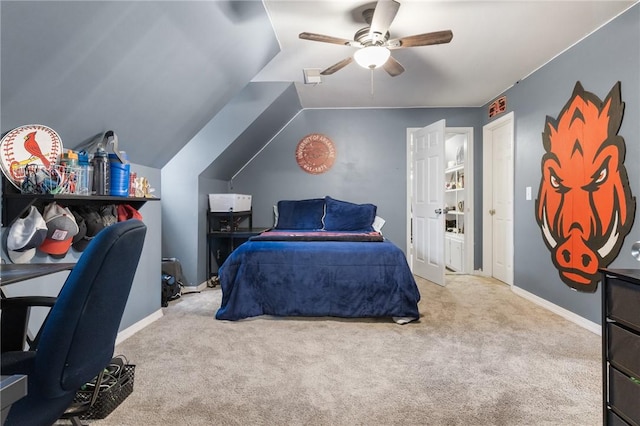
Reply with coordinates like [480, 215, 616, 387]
[1, 374, 28, 424]
[0, 263, 75, 286]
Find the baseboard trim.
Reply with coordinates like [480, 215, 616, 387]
[116, 309, 164, 345]
[512, 285, 601, 336]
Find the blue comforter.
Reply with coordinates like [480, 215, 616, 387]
[215, 239, 421, 321]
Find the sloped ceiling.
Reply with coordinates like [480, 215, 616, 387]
[2, 0, 636, 173]
[0, 1, 279, 169]
[201, 82, 301, 181]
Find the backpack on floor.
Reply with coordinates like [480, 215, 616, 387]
[161, 273, 181, 307]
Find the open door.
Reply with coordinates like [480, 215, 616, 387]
[411, 120, 446, 286]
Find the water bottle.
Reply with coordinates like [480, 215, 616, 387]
[109, 151, 130, 197]
[92, 147, 110, 195]
[77, 151, 93, 195]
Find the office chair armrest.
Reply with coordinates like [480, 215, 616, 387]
[1, 296, 57, 353]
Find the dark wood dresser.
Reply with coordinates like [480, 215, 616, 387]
[601, 269, 640, 426]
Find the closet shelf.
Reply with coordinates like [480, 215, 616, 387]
[445, 164, 464, 173]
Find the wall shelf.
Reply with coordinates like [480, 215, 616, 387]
[444, 136, 466, 272]
[2, 178, 159, 226]
[445, 164, 464, 173]
[445, 232, 464, 240]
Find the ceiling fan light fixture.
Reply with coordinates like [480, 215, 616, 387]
[354, 46, 390, 69]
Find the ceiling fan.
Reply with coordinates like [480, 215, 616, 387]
[299, 0, 453, 77]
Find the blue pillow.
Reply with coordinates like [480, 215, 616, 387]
[275, 198, 325, 230]
[323, 196, 377, 232]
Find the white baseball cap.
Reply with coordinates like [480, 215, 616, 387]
[6, 206, 48, 263]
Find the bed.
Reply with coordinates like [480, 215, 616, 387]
[215, 196, 421, 323]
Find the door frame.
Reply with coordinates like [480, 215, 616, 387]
[406, 126, 474, 275]
[482, 111, 514, 285]
[406, 128, 418, 259]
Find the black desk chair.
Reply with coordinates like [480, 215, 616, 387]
[0, 219, 147, 426]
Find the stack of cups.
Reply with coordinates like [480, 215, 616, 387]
[108, 151, 130, 197]
[60, 150, 79, 168]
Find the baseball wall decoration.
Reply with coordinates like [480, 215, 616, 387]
[295, 133, 336, 174]
[0, 124, 63, 188]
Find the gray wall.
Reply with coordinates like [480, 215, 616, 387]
[121, 164, 162, 329]
[0, 164, 162, 332]
[229, 107, 483, 254]
[487, 4, 640, 324]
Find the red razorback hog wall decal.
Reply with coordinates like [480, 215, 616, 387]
[535, 82, 635, 292]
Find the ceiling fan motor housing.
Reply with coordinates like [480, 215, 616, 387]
[354, 27, 389, 47]
[359, 8, 387, 45]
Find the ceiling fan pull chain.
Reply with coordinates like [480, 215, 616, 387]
[370, 68, 374, 96]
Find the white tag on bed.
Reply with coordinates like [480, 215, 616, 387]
[373, 216, 386, 233]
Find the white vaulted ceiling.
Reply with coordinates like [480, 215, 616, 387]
[254, 0, 637, 108]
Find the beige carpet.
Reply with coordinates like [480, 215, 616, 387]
[80, 275, 601, 426]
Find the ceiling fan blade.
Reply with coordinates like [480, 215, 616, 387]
[299, 32, 354, 46]
[388, 30, 453, 48]
[369, 0, 400, 40]
[383, 56, 404, 77]
[320, 57, 354, 75]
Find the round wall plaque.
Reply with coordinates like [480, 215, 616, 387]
[295, 133, 336, 174]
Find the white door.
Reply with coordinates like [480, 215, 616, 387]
[483, 112, 514, 285]
[411, 120, 446, 286]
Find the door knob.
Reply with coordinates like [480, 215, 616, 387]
[489, 209, 496, 215]
[435, 208, 443, 215]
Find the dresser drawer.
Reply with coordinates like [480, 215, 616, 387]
[607, 278, 640, 332]
[609, 323, 640, 378]
[609, 366, 640, 425]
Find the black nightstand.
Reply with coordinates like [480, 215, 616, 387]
[206, 209, 266, 286]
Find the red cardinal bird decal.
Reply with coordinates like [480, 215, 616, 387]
[23, 131, 50, 167]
